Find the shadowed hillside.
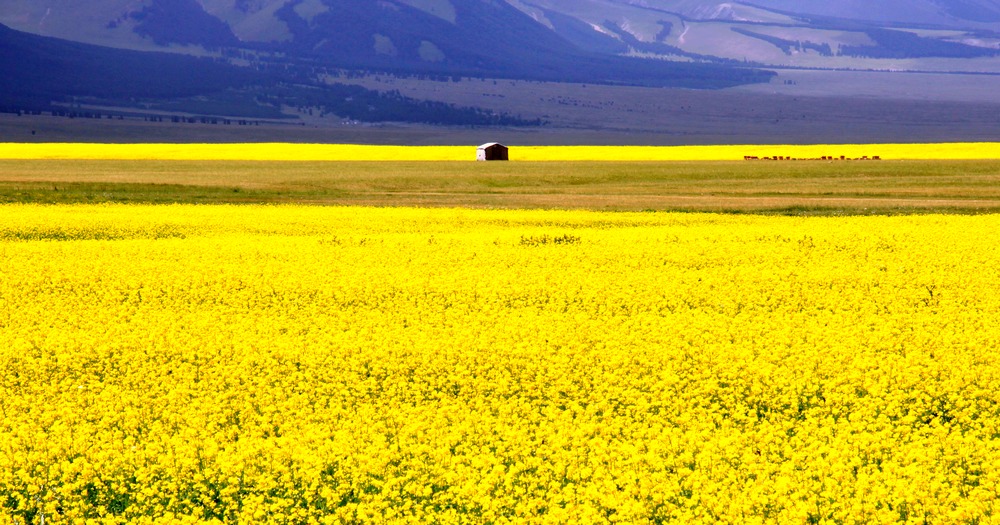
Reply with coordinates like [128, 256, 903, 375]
[0, 23, 258, 107]
[0, 23, 543, 126]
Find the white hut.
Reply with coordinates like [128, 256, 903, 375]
[476, 143, 509, 161]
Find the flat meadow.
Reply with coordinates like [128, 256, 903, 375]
[3, 143, 1000, 524]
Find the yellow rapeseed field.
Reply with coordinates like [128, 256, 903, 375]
[2, 142, 1000, 161]
[2, 204, 1000, 524]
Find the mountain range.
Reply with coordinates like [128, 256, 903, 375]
[3, 1, 999, 68]
[2, 1, 1000, 127]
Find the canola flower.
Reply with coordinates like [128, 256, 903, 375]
[2, 204, 1000, 524]
[1, 142, 1000, 161]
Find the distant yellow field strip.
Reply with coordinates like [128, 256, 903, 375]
[2, 142, 1000, 161]
[0, 143, 468, 161]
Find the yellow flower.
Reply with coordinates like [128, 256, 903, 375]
[2, 204, 999, 523]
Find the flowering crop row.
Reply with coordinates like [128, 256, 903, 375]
[1, 142, 999, 161]
[2, 204, 1000, 524]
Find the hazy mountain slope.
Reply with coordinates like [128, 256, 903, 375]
[129, 0, 239, 47]
[10, 0, 996, 97]
[0, 22, 258, 105]
[514, 0, 1000, 71]
[0, 0, 252, 50]
[0, 0, 772, 87]
[520, 0, 1000, 29]
[5, 0, 1000, 54]
[276, 0, 584, 72]
[0, 22, 548, 125]
[269, 0, 768, 87]
[0, 0, 157, 50]
[198, 0, 293, 42]
[747, 0, 1000, 27]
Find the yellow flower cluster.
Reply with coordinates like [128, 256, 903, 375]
[2, 204, 1000, 524]
[1, 142, 999, 161]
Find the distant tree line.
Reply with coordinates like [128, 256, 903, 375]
[0, 106, 42, 116]
[0, 106, 132, 120]
[266, 84, 544, 127]
[730, 28, 833, 57]
[839, 29, 999, 59]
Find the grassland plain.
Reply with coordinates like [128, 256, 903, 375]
[3, 205, 1000, 524]
[2, 157, 1000, 214]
